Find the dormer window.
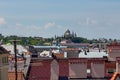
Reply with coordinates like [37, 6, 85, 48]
[2, 57, 8, 64]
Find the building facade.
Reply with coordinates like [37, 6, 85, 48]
[28, 58, 117, 80]
[27, 43, 120, 80]
[0, 46, 9, 80]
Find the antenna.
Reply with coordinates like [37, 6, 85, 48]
[10, 39, 20, 80]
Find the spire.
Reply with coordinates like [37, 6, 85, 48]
[74, 32, 77, 37]
[72, 31, 75, 37]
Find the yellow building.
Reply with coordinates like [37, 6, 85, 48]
[0, 46, 9, 80]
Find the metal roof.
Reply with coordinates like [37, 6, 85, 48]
[79, 51, 108, 58]
[33, 45, 67, 48]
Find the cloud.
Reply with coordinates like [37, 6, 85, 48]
[78, 17, 98, 26]
[0, 17, 6, 25]
[1, 21, 65, 37]
[44, 22, 55, 29]
[86, 17, 98, 25]
[15, 23, 40, 30]
[16, 23, 22, 27]
[91, 20, 98, 25]
[1, 23, 42, 36]
[44, 22, 66, 31]
[86, 17, 90, 25]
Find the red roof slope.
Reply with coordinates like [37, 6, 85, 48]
[58, 59, 69, 77]
[29, 60, 51, 80]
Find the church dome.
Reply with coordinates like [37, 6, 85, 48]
[64, 29, 71, 38]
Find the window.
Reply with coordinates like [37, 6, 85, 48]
[2, 57, 8, 64]
[87, 69, 91, 74]
[107, 69, 115, 74]
[6, 57, 8, 63]
[2, 57, 5, 63]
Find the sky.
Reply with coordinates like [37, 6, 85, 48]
[0, 0, 120, 39]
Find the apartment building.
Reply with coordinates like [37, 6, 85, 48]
[0, 46, 9, 80]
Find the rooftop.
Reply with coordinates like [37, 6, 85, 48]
[2, 45, 27, 54]
[79, 49, 108, 58]
[8, 54, 31, 80]
[0, 46, 8, 54]
[33, 45, 67, 48]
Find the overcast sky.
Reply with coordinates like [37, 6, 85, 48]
[0, 0, 120, 39]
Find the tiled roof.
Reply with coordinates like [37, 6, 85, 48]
[69, 58, 87, 63]
[107, 44, 120, 49]
[2, 45, 27, 54]
[8, 72, 23, 80]
[61, 43, 90, 46]
[29, 61, 51, 80]
[28, 57, 119, 79]
[0, 46, 8, 54]
[53, 53, 64, 58]
[58, 59, 69, 76]
[105, 62, 116, 68]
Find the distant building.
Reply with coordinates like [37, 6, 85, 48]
[107, 43, 120, 61]
[64, 29, 71, 39]
[60, 39, 73, 44]
[0, 46, 9, 80]
[60, 43, 90, 48]
[29, 45, 67, 58]
[64, 29, 76, 39]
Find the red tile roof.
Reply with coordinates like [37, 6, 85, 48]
[62, 48, 80, 51]
[8, 72, 23, 80]
[105, 61, 116, 77]
[105, 62, 116, 68]
[58, 59, 69, 76]
[69, 58, 87, 63]
[29, 61, 51, 80]
[53, 53, 64, 58]
[107, 44, 120, 49]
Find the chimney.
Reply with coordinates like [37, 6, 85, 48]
[116, 57, 120, 73]
[84, 50, 87, 55]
